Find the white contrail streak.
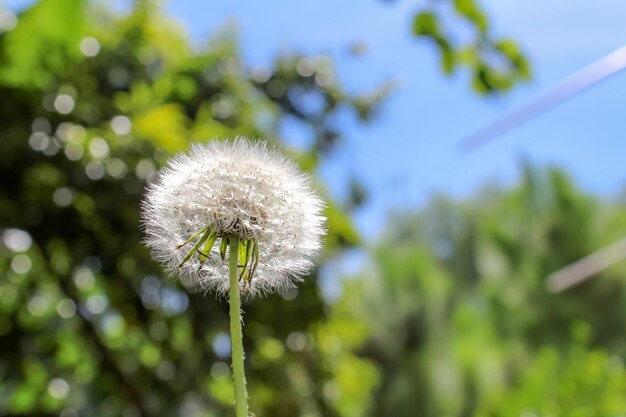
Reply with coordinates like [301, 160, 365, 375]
[546, 237, 626, 293]
[461, 45, 626, 152]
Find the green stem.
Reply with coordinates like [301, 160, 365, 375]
[228, 237, 249, 417]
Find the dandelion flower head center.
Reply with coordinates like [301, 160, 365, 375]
[142, 138, 326, 297]
[210, 192, 268, 240]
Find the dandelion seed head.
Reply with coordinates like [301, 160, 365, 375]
[142, 138, 326, 297]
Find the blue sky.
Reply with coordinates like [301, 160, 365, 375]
[5, 0, 625, 238]
[165, 0, 626, 239]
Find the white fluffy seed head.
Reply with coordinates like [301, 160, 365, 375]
[141, 138, 326, 297]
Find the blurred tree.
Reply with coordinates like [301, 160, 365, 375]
[330, 165, 626, 416]
[0, 0, 386, 416]
[476, 340, 626, 417]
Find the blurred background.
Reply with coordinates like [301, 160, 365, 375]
[1, 0, 626, 416]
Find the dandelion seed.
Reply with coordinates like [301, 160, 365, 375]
[141, 138, 326, 297]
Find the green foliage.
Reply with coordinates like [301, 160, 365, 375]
[331, 165, 626, 416]
[477, 343, 626, 417]
[0, 1, 385, 416]
[0, 0, 85, 88]
[411, 0, 530, 94]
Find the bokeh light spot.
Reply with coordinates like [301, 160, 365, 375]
[60, 408, 79, 417]
[106, 159, 128, 179]
[212, 333, 231, 358]
[28, 294, 49, 316]
[210, 362, 230, 379]
[54, 95, 75, 114]
[85, 294, 108, 315]
[11, 254, 32, 274]
[53, 187, 74, 207]
[281, 286, 299, 300]
[111, 115, 132, 135]
[315, 70, 334, 88]
[0, 10, 17, 31]
[211, 99, 232, 119]
[286, 331, 307, 352]
[79, 37, 100, 57]
[85, 161, 105, 180]
[65, 125, 87, 142]
[57, 298, 77, 319]
[31, 117, 51, 134]
[141, 276, 161, 309]
[73, 267, 95, 291]
[161, 288, 189, 316]
[296, 58, 316, 77]
[251, 67, 270, 83]
[88, 137, 110, 159]
[28, 132, 49, 151]
[48, 378, 70, 399]
[135, 159, 156, 180]
[64, 142, 84, 161]
[2, 229, 32, 252]
[101, 312, 125, 336]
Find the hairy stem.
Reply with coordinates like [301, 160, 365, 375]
[229, 237, 249, 417]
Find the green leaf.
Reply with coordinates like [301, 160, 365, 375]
[238, 239, 247, 267]
[238, 239, 254, 282]
[199, 230, 217, 263]
[436, 39, 456, 74]
[412, 12, 439, 37]
[238, 240, 246, 274]
[453, 0, 488, 32]
[176, 225, 209, 249]
[179, 228, 212, 268]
